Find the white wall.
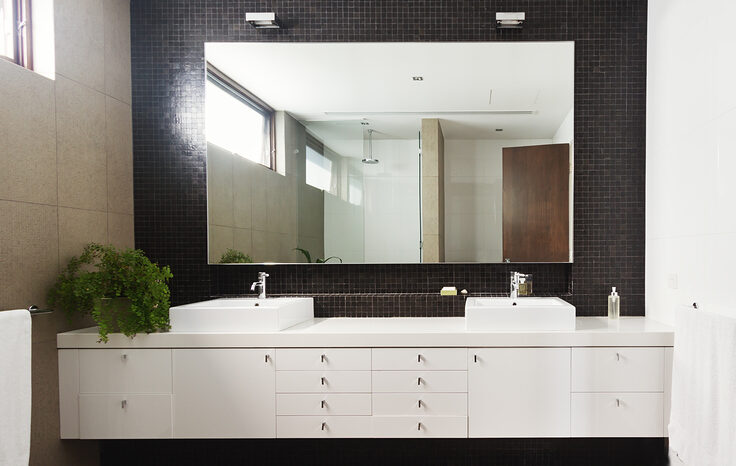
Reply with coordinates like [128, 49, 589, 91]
[443, 138, 553, 262]
[647, 0, 736, 323]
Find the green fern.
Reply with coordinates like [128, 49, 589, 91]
[219, 248, 254, 264]
[48, 243, 173, 343]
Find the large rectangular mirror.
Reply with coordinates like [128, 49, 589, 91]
[205, 42, 574, 264]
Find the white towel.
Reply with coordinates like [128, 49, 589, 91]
[0, 310, 31, 466]
[669, 305, 736, 466]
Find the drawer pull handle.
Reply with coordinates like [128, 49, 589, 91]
[321, 422, 327, 431]
[121, 353, 127, 362]
[418, 399, 422, 408]
[417, 354, 422, 363]
[321, 377, 326, 386]
[264, 354, 270, 363]
[321, 400, 326, 409]
[417, 422, 422, 431]
[121, 400, 127, 409]
[616, 353, 621, 362]
[616, 398, 621, 408]
[321, 354, 326, 363]
[474, 354, 477, 363]
[417, 377, 423, 386]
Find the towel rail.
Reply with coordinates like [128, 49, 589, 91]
[27, 305, 53, 316]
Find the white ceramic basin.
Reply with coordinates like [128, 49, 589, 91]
[465, 297, 575, 331]
[169, 297, 313, 332]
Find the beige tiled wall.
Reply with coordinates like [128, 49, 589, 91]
[421, 118, 446, 263]
[208, 113, 325, 264]
[0, 0, 132, 464]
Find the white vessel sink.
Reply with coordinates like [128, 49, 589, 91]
[169, 297, 314, 332]
[465, 297, 575, 331]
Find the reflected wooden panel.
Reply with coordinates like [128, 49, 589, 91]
[503, 143, 570, 262]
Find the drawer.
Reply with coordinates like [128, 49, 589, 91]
[79, 349, 172, 394]
[79, 394, 172, 439]
[373, 416, 467, 438]
[571, 393, 664, 437]
[372, 371, 467, 393]
[373, 393, 467, 416]
[277, 416, 372, 438]
[372, 348, 467, 371]
[572, 347, 664, 392]
[277, 394, 372, 416]
[276, 348, 371, 371]
[276, 371, 371, 393]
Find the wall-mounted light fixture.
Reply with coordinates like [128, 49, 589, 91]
[496, 12, 525, 29]
[245, 12, 282, 29]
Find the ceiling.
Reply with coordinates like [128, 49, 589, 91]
[205, 42, 574, 148]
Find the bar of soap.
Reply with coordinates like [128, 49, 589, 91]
[440, 286, 457, 296]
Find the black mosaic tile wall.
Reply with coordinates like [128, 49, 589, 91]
[131, 0, 647, 317]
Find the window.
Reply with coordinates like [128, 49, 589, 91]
[0, 0, 32, 69]
[206, 63, 275, 169]
[305, 134, 335, 193]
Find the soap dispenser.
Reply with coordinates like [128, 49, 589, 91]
[608, 287, 620, 320]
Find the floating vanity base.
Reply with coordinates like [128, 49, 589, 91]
[58, 317, 673, 440]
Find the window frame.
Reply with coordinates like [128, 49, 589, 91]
[206, 62, 276, 171]
[1, 0, 33, 69]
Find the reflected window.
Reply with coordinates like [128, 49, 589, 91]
[206, 63, 275, 169]
[306, 145, 333, 192]
[305, 134, 334, 192]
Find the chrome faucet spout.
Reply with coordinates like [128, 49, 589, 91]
[251, 272, 270, 299]
[509, 271, 529, 300]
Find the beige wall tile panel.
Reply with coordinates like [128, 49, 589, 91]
[56, 76, 107, 211]
[58, 207, 108, 266]
[54, 0, 105, 91]
[103, 0, 132, 103]
[107, 213, 134, 249]
[0, 62, 58, 205]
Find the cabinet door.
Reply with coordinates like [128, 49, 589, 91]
[468, 348, 571, 438]
[173, 349, 275, 438]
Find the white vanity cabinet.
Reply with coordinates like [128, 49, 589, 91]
[58, 321, 674, 441]
[468, 348, 572, 438]
[172, 349, 276, 438]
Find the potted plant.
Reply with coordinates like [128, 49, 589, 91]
[48, 243, 173, 342]
[219, 248, 253, 264]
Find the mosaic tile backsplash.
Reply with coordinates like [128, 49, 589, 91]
[131, 0, 647, 317]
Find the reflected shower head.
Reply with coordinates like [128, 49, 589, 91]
[362, 129, 380, 164]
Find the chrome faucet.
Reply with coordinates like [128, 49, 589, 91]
[251, 272, 270, 299]
[509, 271, 529, 300]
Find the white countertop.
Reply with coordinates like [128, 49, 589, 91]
[57, 317, 673, 348]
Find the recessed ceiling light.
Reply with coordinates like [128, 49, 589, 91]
[412, 76, 424, 81]
[495, 128, 504, 132]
